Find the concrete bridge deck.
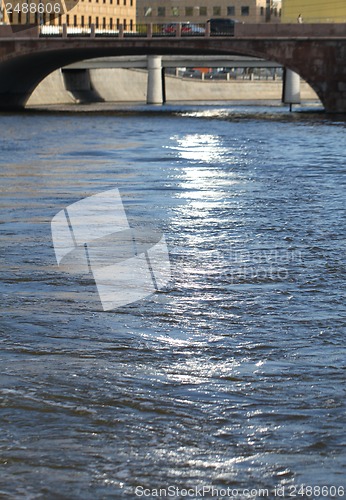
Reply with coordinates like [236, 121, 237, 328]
[65, 55, 282, 70]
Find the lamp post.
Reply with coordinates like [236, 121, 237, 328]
[265, 0, 271, 22]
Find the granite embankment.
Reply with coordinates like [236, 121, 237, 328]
[27, 68, 319, 106]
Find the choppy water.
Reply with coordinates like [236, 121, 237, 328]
[0, 105, 345, 499]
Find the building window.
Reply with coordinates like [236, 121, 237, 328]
[74, 15, 77, 26]
[185, 7, 193, 16]
[199, 6, 207, 15]
[110, 18, 113, 28]
[130, 0, 133, 6]
[241, 6, 249, 16]
[227, 6, 235, 16]
[116, 18, 120, 28]
[117, 0, 119, 5]
[81, 15, 84, 26]
[88, 16, 92, 25]
[95, 16, 99, 27]
[123, 19, 127, 29]
[260, 6, 264, 15]
[123, 0, 126, 5]
[144, 7, 152, 16]
[66, 14, 69, 25]
[213, 6, 221, 15]
[103, 17, 106, 28]
[157, 7, 165, 16]
[171, 7, 179, 16]
[130, 19, 133, 29]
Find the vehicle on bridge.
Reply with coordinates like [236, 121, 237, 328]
[182, 68, 203, 78]
[161, 23, 205, 36]
[207, 18, 240, 36]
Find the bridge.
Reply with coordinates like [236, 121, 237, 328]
[64, 54, 284, 105]
[0, 23, 345, 112]
[66, 55, 282, 70]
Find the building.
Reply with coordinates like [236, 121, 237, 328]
[1, 0, 136, 28]
[281, 0, 346, 23]
[137, 0, 281, 25]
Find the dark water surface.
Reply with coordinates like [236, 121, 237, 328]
[0, 105, 345, 499]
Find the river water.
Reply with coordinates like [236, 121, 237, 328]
[0, 104, 345, 499]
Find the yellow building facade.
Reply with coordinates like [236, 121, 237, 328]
[1, 0, 136, 27]
[281, 0, 346, 23]
[137, 0, 281, 25]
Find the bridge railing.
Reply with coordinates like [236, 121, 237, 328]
[0, 22, 345, 39]
[39, 23, 209, 38]
[38, 21, 346, 38]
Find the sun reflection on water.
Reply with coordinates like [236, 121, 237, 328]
[169, 133, 233, 165]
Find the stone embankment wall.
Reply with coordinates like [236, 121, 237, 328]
[27, 68, 319, 106]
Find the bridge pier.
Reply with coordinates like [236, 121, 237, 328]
[146, 55, 164, 105]
[283, 69, 301, 109]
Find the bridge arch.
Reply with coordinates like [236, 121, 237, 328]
[0, 36, 345, 111]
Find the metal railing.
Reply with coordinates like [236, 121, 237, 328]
[1, 22, 344, 39]
[174, 67, 283, 81]
[39, 22, 210, 38]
